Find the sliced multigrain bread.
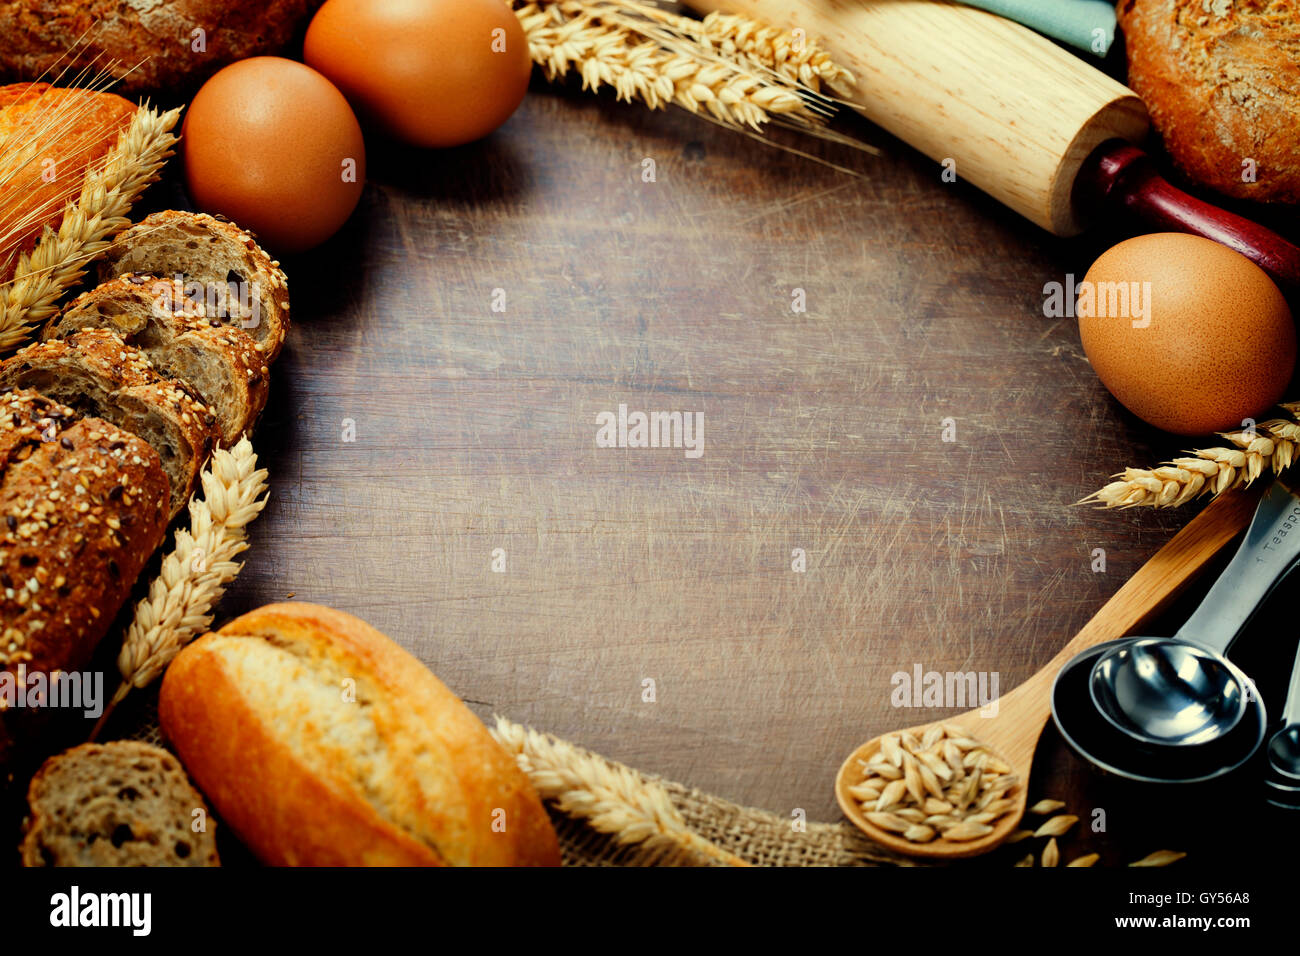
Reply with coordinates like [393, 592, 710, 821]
[0, 389, 169, 676]
[96, 211, 290, 363]
[0, 390, 170, 772]
[20, 741, 220, 867]
[46, 274, 271, 444]
[0, 331, 218, 518]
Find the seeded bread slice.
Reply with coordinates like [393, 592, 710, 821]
[0, 331, 218, 518]
[46, 274, 271, 444]
[0, 389, 169, 676]
[20, 741, 220, 867]
[96, 211, 290, 363]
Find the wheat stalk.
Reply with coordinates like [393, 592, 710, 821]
[1081, 405, 1300, 508]
[97, 439, 269, 729]
[490, 715, 751, 866]
[511, 0, 853, 134]
[0, 101, 180, 352]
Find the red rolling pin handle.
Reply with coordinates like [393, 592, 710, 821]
[1077, 141, 1300, 298]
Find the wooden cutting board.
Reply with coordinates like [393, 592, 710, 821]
[190, 87, 1280, 863]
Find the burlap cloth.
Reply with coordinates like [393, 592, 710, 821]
[547, 775, 913, 867]
[123, 693, 911, 867]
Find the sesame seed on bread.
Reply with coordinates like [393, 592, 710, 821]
[47, 274, 271, 445]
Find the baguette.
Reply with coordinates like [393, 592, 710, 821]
[0, 330, 219, 518]
[159, 602, 561, 867]
[97, 211, 290, 363]
[0, 389, 169, 765]
[46, 274, 270, 444]
[20, 741, 220, 867]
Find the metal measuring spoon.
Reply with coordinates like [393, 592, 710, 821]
[1090, 480, 1300, 747]
[1267, 637, 1300, 783]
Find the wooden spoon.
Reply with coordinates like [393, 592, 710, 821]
[835, 487, 1263, 859]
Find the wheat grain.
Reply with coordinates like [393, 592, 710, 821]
[1067, 853, 1100, 867]
[511, 0, 857, 137]
[853, 725, 1020, 844]
[1042, 837, 1060, 867]
[1029, 799, 1067, 815]
[1129, 850, 1186, 867]
[491, 715, 749, 866]
[1082, 409, 1300, 508]
[944, 821, 994, 841]
[1014, 853, 1035, 867]
[107, 439, 269, 711]
[0, 102, 180, 351]
[1034, 814, 1078, 838]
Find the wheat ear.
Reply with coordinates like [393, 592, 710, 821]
[100, 439, 269, 725]
[490, 715, 750, 866]
[1080, 407, 1300, 508]
[512, 0, 852, 134]
[0, 102, 180, 352]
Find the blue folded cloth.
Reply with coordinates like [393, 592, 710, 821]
[958, 0, 1117, 56]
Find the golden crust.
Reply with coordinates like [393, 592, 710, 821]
[159, 602, 561, 867]
[1120, 0, 1300, 203]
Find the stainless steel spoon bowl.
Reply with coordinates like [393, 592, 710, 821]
[1266, 637, 1300, 783]
[1089, 480, 1300, 747]
[1091, 638, 1251, 745]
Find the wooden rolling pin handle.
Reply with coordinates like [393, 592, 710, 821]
[1077, 141, 1300, 297]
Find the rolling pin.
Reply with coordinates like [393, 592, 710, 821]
[684, 0, 1300, 294]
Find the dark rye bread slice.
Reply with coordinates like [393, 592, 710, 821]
[0, 331, 218, 519]
[97, 211, 290, 363]
[20, 741, 220, 867]
[0, 391, 169, 769]
[45, 274, 271, 445]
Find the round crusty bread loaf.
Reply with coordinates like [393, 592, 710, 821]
[97, 211, 290, 364]
[47, 274, 271, 445]
[1119, 0, 1300, 204]
[0, 84, 137, 275]
[21, 741, 220, 867]
[0, 1, 324, 94]
[159, 602, 562, 867]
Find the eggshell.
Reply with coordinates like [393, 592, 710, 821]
[183, 57, 366, 254]
[304, 0, 532, 149]
[1077, 233, 1295, 436]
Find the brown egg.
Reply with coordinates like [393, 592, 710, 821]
[304, 0, 532, 149]
[1077, 233, 1295, 436]
[183, 57, 366, 254]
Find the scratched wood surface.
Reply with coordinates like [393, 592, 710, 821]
[112, 78, 1296, 864]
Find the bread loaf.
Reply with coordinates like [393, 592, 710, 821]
[46, 274, 270, 444]
[97, 211, 290, 363]
[0, 390, 169, 765]
[0, 1, 326, 94]
[0, 330, 219, 518]
[20, 741, 220, 867]
[1119, 0, 1300, 204]
[159, 602, 561, 867]
[0, 83, 137, 278]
